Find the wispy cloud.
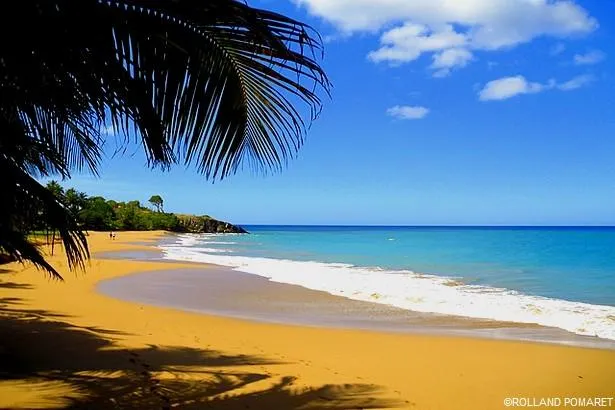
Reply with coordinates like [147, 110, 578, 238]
[479, 74, 593, 101]
[550, 43, 566, 56]
[557, 74, 594, 91]
[574, 50, 605, 65]
[430, 48, 473, 78]
[386, 105, 429, 120]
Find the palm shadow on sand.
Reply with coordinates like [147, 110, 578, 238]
[0, 279, 402, 409]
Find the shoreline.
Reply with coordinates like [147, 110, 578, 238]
[160, 232, 615, 343]
[1, 231, 614, 409]
[97, 254, 615, 350]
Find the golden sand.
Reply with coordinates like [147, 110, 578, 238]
[0, 231, 613, 409]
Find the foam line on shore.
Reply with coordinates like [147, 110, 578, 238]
[160, 234, 615, 341]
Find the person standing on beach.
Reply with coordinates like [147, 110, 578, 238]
[109, 232, 113, 240]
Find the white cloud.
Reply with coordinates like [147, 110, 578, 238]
[431, 48, 474, 77]
[557, 74, 594, 90]
[574, 50, 605, 65]
[387, 105, 430, 120]
[297, 0, 597, 73]
[368, 23, 467, 64]
[479, 76, 544, 101]
[479, 74, 593, 101]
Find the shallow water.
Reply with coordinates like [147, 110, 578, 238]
[158, 226, 615, 341]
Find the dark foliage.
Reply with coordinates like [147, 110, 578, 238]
[27, 181, 244, 233]
[0, 0, 329, 278]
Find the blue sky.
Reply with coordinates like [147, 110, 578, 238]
[53, 0, 615, 225]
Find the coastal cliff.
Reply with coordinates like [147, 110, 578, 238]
[174, 214, 248, 234]
[21, 181, 249, 235]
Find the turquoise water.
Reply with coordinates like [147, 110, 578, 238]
[160, 226, 615, 339]
[205, 226, 615, 306]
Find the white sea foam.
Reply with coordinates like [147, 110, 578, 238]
[176, 235, 238, 246]
[173, 236, 235, 253]
[192, 247, 233, 253]
[161, 234, 615, 340]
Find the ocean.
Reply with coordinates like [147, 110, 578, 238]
[159, 226, 615, 340]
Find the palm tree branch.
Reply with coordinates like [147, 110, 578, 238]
[0, 156, 90, 279]
[97, 0, 330, 178]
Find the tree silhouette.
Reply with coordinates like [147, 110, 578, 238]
[46, 181, 65, 199]
[0, 0, 330, 278]
[65, 188, 89, 217]
[149, 195, 164, 213]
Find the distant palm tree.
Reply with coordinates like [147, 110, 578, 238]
[65, 189, 89, 217]
[148, 195, 164, 213]
[0, 0, 330, 279]
[46, 181, 65, 200]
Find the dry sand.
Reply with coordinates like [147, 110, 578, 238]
[0, 231, 613, 409]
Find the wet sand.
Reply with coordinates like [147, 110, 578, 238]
[98, 266, 615, 349]
[1, 231, 614, 409]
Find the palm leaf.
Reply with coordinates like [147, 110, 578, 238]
[0, 0, 329, 276]
[0, 156, 89, 280]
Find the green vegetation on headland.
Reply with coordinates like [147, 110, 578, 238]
[40, 181, 247, 234]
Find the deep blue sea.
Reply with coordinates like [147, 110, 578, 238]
[160, 226, 615, 340]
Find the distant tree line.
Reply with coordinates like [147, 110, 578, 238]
[42, 181, 179, 232]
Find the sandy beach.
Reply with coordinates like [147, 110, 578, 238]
[1, 231, 614, 409]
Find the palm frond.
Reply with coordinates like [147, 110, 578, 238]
[10, 0, 329, 177]
[0, 0, 329, 276]
[0, 155, 89, 280]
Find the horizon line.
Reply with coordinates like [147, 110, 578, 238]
[235, 224, 615, 228]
